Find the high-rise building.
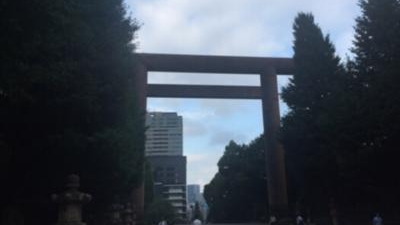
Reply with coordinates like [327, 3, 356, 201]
[145, 112, 187, 219]
[145, 112, 183, 156]
[187, 184, 201, 204]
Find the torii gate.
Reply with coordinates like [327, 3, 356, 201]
[132, 53, 294, 222]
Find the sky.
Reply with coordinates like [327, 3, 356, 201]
[125, 0, 361, 191]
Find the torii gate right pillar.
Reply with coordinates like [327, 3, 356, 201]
[260, 67, 288, 216]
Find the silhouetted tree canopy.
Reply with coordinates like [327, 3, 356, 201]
[347, 0, 400, 213]
[281, 12, 347, 215]
[0, 0, 144, 224]
[281, 3, 400, 220]
[144, 198, 177, 225]
[204, 136, 267, 223]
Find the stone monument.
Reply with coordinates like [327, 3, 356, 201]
[52, 174, 92, 225]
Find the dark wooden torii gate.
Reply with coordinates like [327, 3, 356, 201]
[132, 53, 294, 221]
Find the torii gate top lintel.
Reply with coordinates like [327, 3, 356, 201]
[134, 53, 294, 75]
[133, 53, 294, 99]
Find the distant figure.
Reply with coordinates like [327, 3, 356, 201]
[193, 219, 202, 225]
[296, 215, 305, 225]
[269, 215, 277, 225]
[372, 213, 383, 225]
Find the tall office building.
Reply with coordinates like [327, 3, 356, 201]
[145, 112, 183, 156]
[145, 112, 187, 219]
[187, 184, 201, 204]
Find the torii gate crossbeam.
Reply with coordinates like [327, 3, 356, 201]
[148, 84, 261, 99]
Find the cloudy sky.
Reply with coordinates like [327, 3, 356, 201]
[125, 0, 361, 190]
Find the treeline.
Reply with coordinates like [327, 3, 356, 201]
[204, 137, 267, 222]
[205, 0, 400, 222]
[0, 0, 144, 224]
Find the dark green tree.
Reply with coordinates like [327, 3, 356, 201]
[280, 12, 347, 214]
[144, 198, 177, 225]
[348, 0, 400, 213]
[204, 136, 267, 222]
[0, 0, 144, 224]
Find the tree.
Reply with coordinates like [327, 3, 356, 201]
[144, 198, 177, 225]
[349, 0, 400, 212]
[0, 0, 144, 224]
[280, 12, 347, 214]
[351, 0, 400, 145]
[282, 7, 400, 219]
[204, 136, 267, 222]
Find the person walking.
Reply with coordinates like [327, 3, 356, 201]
[268, 216, 277, 225]
[372, 213, 383, 225]
[296, 215, 305, 225]
[192, 219, 202, 225]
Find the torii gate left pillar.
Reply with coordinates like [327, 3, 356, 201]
[131, 61, 147, 224]
[132, 53, 293, 223]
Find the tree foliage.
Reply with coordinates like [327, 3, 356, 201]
[281, 12, 347, 214]
[348, 0, 400, 211]
[144, 198, 177, 225]
[0, 0, 144, 224]
[281, 3, 400, 219]
[204, 137, 267, 223]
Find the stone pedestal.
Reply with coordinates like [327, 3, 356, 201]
[121, 203, 134, 225]
[330, 198, 339, 225]
[109, 201, 124, 225]
[52, 174, 92, 225]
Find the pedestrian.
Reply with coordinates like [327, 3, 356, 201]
[296, 215, 305, 225]
[192, 219, 202, 225]
[372, 213, 383, 225]
[269, 215, 277, 225]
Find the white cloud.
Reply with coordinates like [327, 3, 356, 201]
[187, 153, 209, 163]
[183, 117, 208, 136]
[186, 152, 222, 190]
[209, 130, 248, 146]
[335, 30, 356, 60]
[127, 0, 358, 57]
[148, 72, 260, 86]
